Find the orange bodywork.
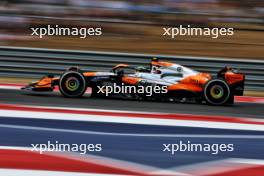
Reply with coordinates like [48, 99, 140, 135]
[167, 83, 203, 92]
[122, 76, 141, 85]
[168, 73, 211, 92]
[34, 77, 59, 88]
[224, 71, 244, 85]
[113, 64, 129, 70]
[151, 61, 174, 67]
[180, 73, 211, 85]
[83, 72, 96, 77]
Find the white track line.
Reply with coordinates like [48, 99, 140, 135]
[0, 85, 21, 90]
[1, 124, 264, 138]
[0, 169, 122, 176]
[1, 109, 264, 131]
[9, 103, 264, 123]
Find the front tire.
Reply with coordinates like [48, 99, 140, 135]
[59, 71, 87, 98]
[204, 79, 231, 105]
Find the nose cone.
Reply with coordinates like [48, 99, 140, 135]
[21, 82, 36, 91]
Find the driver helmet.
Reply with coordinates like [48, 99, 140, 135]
[151, 65, 161, 74]
[152, 57, 159, 62]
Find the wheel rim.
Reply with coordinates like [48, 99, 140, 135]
[210, 85, 224, 99]
[65, 77, 79, 91]
[204, 79, 230, 105]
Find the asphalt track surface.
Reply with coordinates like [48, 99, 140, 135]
[0, 89, 263, 118]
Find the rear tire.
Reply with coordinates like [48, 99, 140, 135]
[59, 71, 87, 98]
[204, 79, 230, 105]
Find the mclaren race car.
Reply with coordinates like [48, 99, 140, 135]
[22, 58, 245, 105]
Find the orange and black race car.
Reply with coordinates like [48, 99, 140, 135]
[22, 58, 245, 105]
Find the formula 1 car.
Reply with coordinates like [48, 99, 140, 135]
[22, 58, 245, 105]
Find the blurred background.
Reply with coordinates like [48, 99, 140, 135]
[0, 0, 263, 58]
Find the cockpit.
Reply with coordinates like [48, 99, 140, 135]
[151, 61, 198, 78]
